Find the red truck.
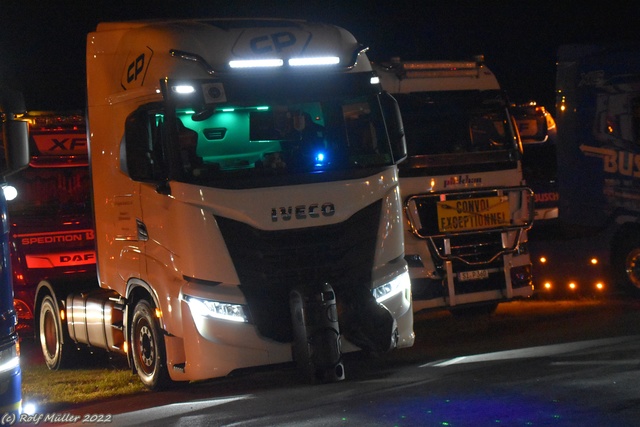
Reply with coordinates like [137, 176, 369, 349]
[7, 111, 95, 333]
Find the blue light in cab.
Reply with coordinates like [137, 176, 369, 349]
[314, 151, 326, 167]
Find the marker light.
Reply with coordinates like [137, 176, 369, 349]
[184, 295, 249, 323]
[373, 270, 411, 303]
[172, 85, 196, 94]
[3, 186, 17, 201]
[288, 56, 340, 66]
[229, 59, 284, 68]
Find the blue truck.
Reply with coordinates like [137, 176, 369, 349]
[0, 88, 31, 416]
[543, 42, 640, 296]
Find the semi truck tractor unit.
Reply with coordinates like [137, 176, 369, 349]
[6, 112, 95, 333]
[555, 42, 640, 297]
[374, 57, 534, 315]
[0, 88, 32, 415]
[6, 19, 414, 390]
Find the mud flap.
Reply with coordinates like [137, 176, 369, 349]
[290, 283, 345, 383]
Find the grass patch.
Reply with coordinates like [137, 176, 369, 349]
[21, 358, 148, 410]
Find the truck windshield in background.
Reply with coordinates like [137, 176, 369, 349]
[8, 167, 90, 217]
[6, 112, 95, 332]
[148, 73, 396, 188]
[397, 90, 518, 163]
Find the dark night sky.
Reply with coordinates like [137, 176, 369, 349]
[2, 1, 640, 112]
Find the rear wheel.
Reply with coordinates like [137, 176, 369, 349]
[611, 227, 640, 297]
[131, 299, 173, 390]
[39, 295, 76, 370]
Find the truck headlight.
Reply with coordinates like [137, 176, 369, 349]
[372, 271, 411, 304]
[184, 295, 249, 323]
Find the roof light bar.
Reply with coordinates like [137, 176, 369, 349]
[404, 61, 477, 71]
[402, 61, 480, 79]
[229, 59, 284, 69]
[172, 85, 196, 94]
[406, 70, 479, 78]
[288, 56, 340, 66]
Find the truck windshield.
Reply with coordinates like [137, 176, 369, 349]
[6, 167, 91, 218]
[395, 90, 518, 172]
[165, 73, 394, 187]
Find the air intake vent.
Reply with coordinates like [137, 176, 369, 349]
[203, 128, 227, 140]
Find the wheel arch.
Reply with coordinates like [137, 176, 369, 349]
[123, 278, 163, 361]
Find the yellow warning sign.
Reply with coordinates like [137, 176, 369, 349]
[437, 196, 510, 232]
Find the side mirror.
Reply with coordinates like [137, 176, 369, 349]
[379, 91, 407, 164]
[2, 120, 30, 174]
[0, 88, 30, 176]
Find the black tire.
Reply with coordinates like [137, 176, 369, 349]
[39, 295, 76, 370]
[611, 228, 640, 297]
[131, 299, 173, 390]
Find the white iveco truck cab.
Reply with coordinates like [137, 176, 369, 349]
[9, 19, 415, 389]
[374, 57, 534, 315]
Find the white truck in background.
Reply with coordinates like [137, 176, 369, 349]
[373, 57, 534, 315]
[6, 19, 414, 389]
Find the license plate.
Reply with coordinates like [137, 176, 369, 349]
[437, 195, 511, 232]
[458, 269, 489, 281]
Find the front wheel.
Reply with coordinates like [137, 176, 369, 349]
[131, 299, 173, 390]
[39, 295, 76, 370]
